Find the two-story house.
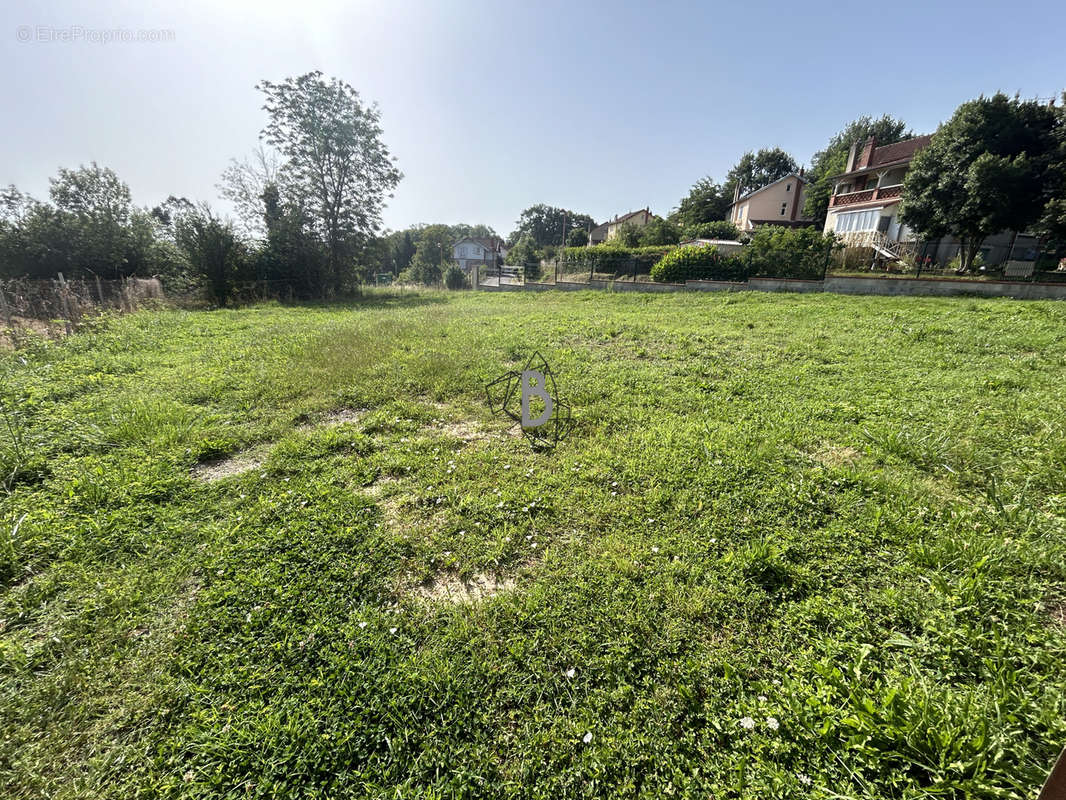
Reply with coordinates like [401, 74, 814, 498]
[822, 135, 932, 257]
[824, 134, 1036, 267]
[453, 237, 507, 275]
[727, 173, 813, 231]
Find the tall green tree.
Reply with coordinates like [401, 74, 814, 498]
[804, 115, 911, 226]
[725, 148, 799, 198]
[901, 93, 1064, 272]
[508, 205, 596, 249]
[175, 204, 246, 305]
[257, 71, 402, 293]
[671, 177, 731, 227]
[637, 217, 681, 246]
[49, 163, 134, 278]
[407, 223, 453, 285]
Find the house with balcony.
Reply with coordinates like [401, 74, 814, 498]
[727, 173, 813, 231]
[823, 135, 932, 262]
[824, 134, 1036, 268]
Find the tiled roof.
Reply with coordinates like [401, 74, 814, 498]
[869, 135, 933, 167]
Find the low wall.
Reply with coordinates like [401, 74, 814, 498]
[478, 275, 1066, 301]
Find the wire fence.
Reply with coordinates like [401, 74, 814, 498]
[0, 274, 164, 345]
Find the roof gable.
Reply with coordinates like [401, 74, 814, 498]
[732, 173, 807, 205]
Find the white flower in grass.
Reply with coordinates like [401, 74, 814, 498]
[358, 621, 368, 629]
[797, 773, 812, 786]
[651, 546, 660, 554]
[758, 695, 768, 702]
[739, 716, 755, 730]
[766, 717, 779, 730]
[389, 627, 398, 634]
[565, 668, 576, 678]
[582, 731, 593, 744]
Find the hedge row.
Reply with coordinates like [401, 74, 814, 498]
[561, 244, 674, 273]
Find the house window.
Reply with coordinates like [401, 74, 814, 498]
[780, 203, 787, 216]
[786, 183, 791, 192]
[833, 208, 883, 233]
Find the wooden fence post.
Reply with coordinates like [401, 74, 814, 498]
[95, 274, 105, 305]
[0, 285, 12, 330]
[56, 273, 74, 334]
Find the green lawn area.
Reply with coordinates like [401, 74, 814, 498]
[1, 290, 1064, 799]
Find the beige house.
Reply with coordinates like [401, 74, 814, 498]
[727, 173, 812, 231]
[606, 208, 656, 241]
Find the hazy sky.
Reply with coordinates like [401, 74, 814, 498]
[4, 0, 1065, 238]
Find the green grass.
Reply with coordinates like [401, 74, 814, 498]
[1, 289, 1064, 799]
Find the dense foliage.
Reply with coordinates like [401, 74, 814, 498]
[562, 244, 674, 274]
[649, 244, 747, 282]
[803, 116, 911, 226]
[743, 225, 840, 279]
[681, 220, 741, 241]
[508, 204, 597, 249]
[902, 93, 1066, 272]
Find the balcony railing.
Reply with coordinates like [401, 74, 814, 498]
[830, 184, 904, 207]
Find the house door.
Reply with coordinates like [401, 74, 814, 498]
[877, 216, 891, 234]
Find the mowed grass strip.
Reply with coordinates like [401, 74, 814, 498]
[0, 290, 1064, 799]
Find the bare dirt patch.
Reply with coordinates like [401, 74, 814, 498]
[408, 569, 516, 604]
[364, 475, 399, 497]
[436, 419, 491, 443]
[298, 408, 366, 431]
[1048, 598, 1066, 628]
[192, 451, 263, 482]
[811, 444, 863, 468]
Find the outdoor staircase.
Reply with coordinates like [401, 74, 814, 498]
[868, 232, 916, 265]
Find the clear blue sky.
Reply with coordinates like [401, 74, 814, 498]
[3, 0, 1064, 238]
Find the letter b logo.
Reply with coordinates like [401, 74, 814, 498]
[521, 370, 553, 427]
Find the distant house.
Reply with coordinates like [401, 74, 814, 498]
[823, 134, 1035, 267]
[606, 208, 656, 242]
[588, 222, 609, 245]
[727, 173, 812, 231]
[453, 237, 507, 275]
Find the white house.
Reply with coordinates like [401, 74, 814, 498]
[453, 237, 507, 275]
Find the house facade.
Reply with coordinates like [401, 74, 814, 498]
[824, 134, 1035, 267]
[727, 173, 812, 231]
[453, 237, 507, 275]
[606, 208, 656, 242]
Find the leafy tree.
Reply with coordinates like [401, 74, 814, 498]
[257, 71, 402, 293]
[726, 148, 799, 198]
[742, 225, 839, 280]
[218, 145, 281, 238]
[682, 220, 741, 241]
[509, 204, 595, 248]
[255, 182, 328, 296]
[407, 223, 453, 285]
[902, 93, 1064, 272]
[49, 163, 135, 278]
[804, 115, 911, 226]
[449, 223, 498, 241]
[671, 177, 731, 227]
[505, 233, 538, 266]
[637, 216, 681, 246]
[175, 204, 246, 305]
[443, 264, 468, 289]
[613, 221, 642, 247]
[566, 227, 588, 247]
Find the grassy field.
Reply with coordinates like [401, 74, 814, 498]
[1, 289, 1064, 799]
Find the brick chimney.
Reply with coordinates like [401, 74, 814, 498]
[857, 137, 876, 169]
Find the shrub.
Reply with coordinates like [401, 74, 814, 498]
[650, 245, 747, 283]
[742, 226, 839, 280]
[443, 264, 468, 289]
[562, 244, 674, 276]
[681, 220, 741, 241]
